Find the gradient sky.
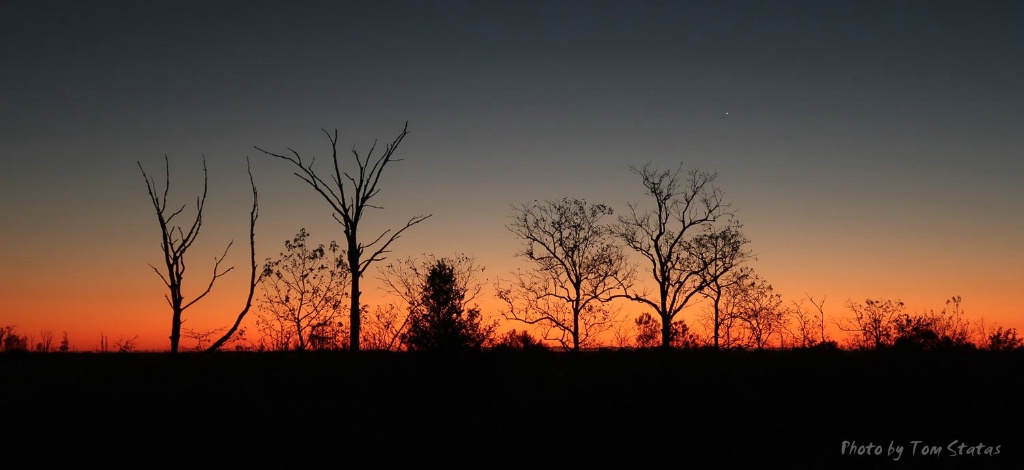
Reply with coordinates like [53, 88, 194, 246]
[2, 0, 1021, 351]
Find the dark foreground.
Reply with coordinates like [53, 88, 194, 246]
[3, 349, 1021, 467]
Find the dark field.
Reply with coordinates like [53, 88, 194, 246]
[3, 349, 1021, 467]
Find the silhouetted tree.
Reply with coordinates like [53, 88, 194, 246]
[35, 331, 53, 353]
[892, 296, 974, 350]
[139, 156, 259, 353]
[257, 122, 431, 351]
[634, 312, 699, 349]
[692, 222, 753, 349]
[730, 274, 788, 349]
[399, 258, 496, 352]
[256, 228, 348, 351]
[789, 295, 831, 348]
[1, 326, 27, 352]
[616, 163, 732, 349]
[837, 298, 905, 350]
[58, 331, 70, 352]
[498, 198, 634, 352]
[986, 326, 1023, 351]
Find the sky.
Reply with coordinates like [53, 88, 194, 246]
[1, 0, 1021, 351]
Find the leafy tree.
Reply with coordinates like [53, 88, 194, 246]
[400, 258, 496, 352]
[138, 156, 259, 353]
[498, 197, 634, 352]
[617, 163, 733, 349]
[255, 228, 349, 351]
[1, 326, 27, 352]
[258, 122, 431, 351]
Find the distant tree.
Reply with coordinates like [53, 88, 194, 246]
[138, 156, 259, 353]
[492, 329, 548, 351]
[789, 296, 830, 348]
[1, 326, 28, 352]
[258, 121, 431, 351]
[398, 257, 496, 352]
[730, 274, 788, 349]
[616, 163, 733, 349]
[255, 228, 349, 351]
[986, 327, 1023, 351]
[837, 298, 905, 350]
[892, 296, 974, 350]
[58, 332, 70, 353]
[35, 331, 54, 353]
[498, 198, 634, 352]
[692, 223, 753, 349]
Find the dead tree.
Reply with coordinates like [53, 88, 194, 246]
[257, 121, 431, 351]
[139, 155, 259, 353]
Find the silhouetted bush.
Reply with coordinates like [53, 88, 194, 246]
[987, 327, 1023, 351]
[491, 329, 548, 351]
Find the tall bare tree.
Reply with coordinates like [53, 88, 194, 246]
[139, 155, 259, 353]
[257, 122, 431, 351]
[498, 198, 634, 352]
[616, 163, 732, 349]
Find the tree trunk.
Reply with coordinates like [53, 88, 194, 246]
[572, 309, 580, 353]
[713, 292, 722, 349]
[661, 314, 673, 350]
[170, 307, 182, 354]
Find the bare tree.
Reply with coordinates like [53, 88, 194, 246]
[730, 275, 788, 350]
[692, 223, 753, 349]
[498, 198, 634, 352]
[139, 155, 259, 353]
[36, 330, 53, 353]
[788, 294, 833, 348]
[257, 122, 431, 351]
[616, 163, 732, 349]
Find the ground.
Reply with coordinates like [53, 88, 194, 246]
[3, 349, 1020, 468]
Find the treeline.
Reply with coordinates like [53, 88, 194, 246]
[9, 121, 1019, 354]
